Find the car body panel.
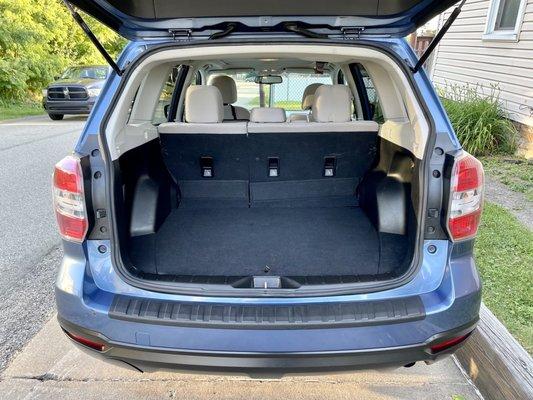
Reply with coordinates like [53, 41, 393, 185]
[67, 0, 460, 39]
[55, 238, 480, 358]
[55, 37, 480, 372]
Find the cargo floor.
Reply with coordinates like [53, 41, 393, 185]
[129, 206, 408, 278]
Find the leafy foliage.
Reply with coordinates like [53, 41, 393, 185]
[0, 0, 126, 101]
[440, 84, 518, 156]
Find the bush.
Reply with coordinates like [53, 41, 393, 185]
[439, 84, 518, 156]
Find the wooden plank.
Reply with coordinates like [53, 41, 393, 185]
[455, 303, 533, 400]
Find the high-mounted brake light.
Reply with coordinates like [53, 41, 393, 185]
[447, 152, 484, 241]
[53, 155, 88, 242]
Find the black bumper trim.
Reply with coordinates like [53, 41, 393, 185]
[58, 317, 477, 374]
[109, 295, 425, 329]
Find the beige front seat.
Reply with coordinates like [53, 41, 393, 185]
[208, 75, 251, 121]
[288, 83, 323, 122]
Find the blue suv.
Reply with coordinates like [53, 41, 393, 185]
[53, 0, 483, 374]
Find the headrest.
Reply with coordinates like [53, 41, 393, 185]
[208, 75, 237, 104]
[249, 107, 286, 123]
[301, 83, 323, 109]
[302, 94, 315, 111]
[312, 85, 352, 123]
[184, 86, 223, 123]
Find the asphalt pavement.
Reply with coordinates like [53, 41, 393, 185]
[0, 115, 84, 371]
[0, 115, 483, 399]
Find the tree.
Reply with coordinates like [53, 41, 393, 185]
[0, 0, 126, 101]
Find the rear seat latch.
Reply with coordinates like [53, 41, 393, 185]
[253, 276, 281, 289]
[268, 157, 280, 177]
[200, 156, 213, 178]
[324, 157, 336, 177]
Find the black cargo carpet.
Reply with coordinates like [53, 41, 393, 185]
[129, 207, 407, 278]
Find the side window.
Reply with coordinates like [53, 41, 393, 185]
[352, 64, 384, 124]
[152, 66, 180, 125]
[484, 0, 526, 41]
[337, 70, 356, 118]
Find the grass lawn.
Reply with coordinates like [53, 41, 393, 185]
[480, 156, 533, 202]
[273, 100, 302, 111]
[475, 202, 533, 353]
[0, 102, 44, 121]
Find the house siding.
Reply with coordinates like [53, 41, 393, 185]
[431, 0, 533, 131]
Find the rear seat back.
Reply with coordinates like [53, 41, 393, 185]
[158, 84, 379, 208]
[159, 86, 248, 207]
[247, 85, 378, 207]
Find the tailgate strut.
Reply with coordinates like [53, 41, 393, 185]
[63, 1, 123, 76]
[412, 0, 466, 73]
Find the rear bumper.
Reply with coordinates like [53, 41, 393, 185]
[43, 98, 96, 115]
[55, 239, 482, 373]
[58, 316, 476, 374]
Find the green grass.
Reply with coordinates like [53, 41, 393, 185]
[273, 100, 302, 111]
[0, 101, 44, 121]
[475, 202, 533, 353]
[480, 156, 533, 202]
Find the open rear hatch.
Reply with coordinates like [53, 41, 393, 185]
[67, 0, 460, 39]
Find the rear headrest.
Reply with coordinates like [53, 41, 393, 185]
[301, 83, 323, 109]
[249, 107, 286, 123]
[312, 85, 352, 123]
[208, 75, 237, 104]
[185, 86, 223, 123]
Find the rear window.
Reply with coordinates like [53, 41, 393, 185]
[152, 66, 181, 125]
[270, 72, 332, 113]
[207, 71, 332, 112]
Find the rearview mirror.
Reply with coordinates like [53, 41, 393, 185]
[254, 75, 282, 85]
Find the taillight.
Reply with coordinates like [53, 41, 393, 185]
[429, 332, 472, 354]
[447, 152, 484, 241]
[53, 155, 88, 242]
[63, 329, 105, 352]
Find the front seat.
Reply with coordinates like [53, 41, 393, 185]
[208, 75, 251, 121]
[288, 83, 323, 122]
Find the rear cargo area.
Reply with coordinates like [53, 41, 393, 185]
[117, 123, 417, 287]
[129, 206, 408, 279]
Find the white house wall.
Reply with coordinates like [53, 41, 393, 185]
[431, 0, 533, 128]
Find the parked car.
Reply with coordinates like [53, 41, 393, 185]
[53, 0, 483, 375]
[42, 65, 109, 120]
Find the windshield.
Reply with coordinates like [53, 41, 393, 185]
[60, 66, 109, 80]
[209, 71, 332, 112]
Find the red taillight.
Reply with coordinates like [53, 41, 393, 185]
[430, 332, 472, 354]
[447, 152, 484, 241]
[53, 156, 88, 242]
[64, 329, 105, 352]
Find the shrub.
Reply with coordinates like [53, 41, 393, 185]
[439, 84, 518, 156]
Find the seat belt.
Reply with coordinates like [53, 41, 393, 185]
[230, 104, 237, 120]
